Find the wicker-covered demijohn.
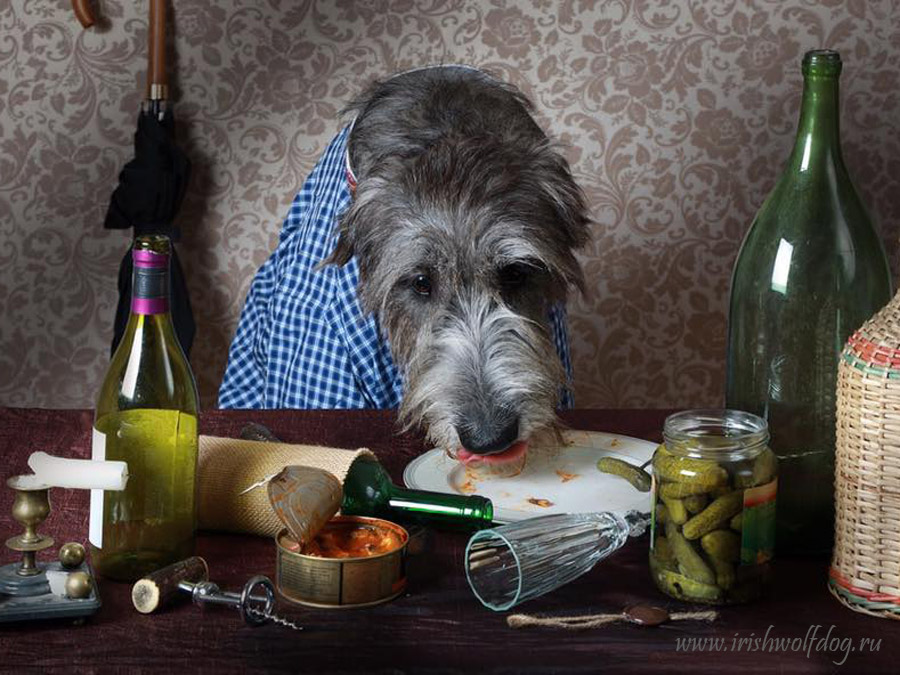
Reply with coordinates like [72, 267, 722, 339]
[830, 292, 900, 619]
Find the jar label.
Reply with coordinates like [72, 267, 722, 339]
[740, 478, 777, 565]
[88, 427, 106, 549]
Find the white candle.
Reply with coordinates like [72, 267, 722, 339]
[27, 452, 129, 490]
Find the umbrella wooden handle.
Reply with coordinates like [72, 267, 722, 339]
[71, 0, 95, 28]
[147, 0, 168, 100]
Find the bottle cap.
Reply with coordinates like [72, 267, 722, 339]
[803, 49, 842, 77]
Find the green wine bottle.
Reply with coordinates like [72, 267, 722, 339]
[341, 458, 493, 529]
[89, 235, 200, 581]
[725, 50, 892, 555]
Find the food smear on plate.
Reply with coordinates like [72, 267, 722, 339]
[555, 469, 579, 482]
[458, 479, 477, 494]
[527, 497, 554, 508]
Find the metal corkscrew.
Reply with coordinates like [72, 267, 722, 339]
[178, 575, 303, 630]
[132, 557, 302, 631]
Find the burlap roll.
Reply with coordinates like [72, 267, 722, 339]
[197, 435, 375, 537]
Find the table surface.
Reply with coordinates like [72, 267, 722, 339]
[0, 407, 897, 675]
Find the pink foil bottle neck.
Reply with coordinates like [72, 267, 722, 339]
[132, 297, 169, 314]
[131, 245, 170, 315]
[133, 248, 168, 268]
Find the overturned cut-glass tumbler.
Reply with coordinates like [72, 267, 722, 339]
[464, 511, 648, 611]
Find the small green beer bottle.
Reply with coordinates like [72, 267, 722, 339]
[341, 458, 493, 529]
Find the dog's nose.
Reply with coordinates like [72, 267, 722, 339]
[457, 415, 519, 455]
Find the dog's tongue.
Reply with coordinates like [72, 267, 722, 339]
[458, 440, 528, 465]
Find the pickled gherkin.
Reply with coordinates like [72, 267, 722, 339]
[659, 481, 715, 499]
[684, 494, 708, 514]
[701, 530, 741, 563]
[753, 448, 778, 485]
[596, 457, 651, 492]
[653, 536, 677, 570]
[682, 491, 744, 540]
[733, 448, 778, 489]
[665, 520, 715, 585]
[650, 557, 722, 603]
[661, 495, 688, 525]
[653, 453, 728, 489]
[708, 557, 736, 590]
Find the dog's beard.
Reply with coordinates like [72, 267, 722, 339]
[395, 293, 564, 458]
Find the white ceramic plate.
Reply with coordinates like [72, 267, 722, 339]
[403, 429, 657, 523]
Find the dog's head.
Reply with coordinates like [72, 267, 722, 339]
[328, 67, 590, 466]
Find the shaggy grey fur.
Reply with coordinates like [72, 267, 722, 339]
[328, 66, 590, 456]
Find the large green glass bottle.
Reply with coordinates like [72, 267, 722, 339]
[726, 50, 892, 555]
[90, 235, 200, 581]
[341, 458, 493, 529]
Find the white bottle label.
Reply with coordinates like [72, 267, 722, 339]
[89, 427, 106, 549]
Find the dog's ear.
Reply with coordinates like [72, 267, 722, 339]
[324, 223, 354, 267]
[321, 173, 392, 270]
[321, 199, 357, 268]
[536, 143, 591, 249]
[532, 142, 592, 293]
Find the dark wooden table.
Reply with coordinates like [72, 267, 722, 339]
[0, 408, 897, 674]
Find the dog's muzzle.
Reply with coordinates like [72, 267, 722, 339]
[456, 411, 519, 456]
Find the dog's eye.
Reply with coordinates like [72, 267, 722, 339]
[411, 274, 432, 296]
[498, 263, 530, 290]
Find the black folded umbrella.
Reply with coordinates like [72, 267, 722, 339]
[103, 0, 194, 358]
[104, 109, 195, 357]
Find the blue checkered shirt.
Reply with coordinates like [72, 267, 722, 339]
[218, 126, 574, 410]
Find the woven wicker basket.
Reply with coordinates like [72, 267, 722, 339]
[830, 293, 900, 619]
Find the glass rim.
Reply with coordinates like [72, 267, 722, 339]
[803, 49, 842, 77]
[464, 527, 522, 612]
[663, 408, 769, 454]
[133, 233, 172, 255]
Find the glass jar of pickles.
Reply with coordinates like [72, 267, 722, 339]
[649, 409, 777, 605]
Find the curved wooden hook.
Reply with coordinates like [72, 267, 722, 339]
[71, 0, 96, 29]
[147, 0, 168, 99]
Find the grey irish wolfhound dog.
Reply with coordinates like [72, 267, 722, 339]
[329, 66, 590, 466]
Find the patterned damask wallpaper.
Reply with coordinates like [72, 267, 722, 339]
[2, 0, 899, 410]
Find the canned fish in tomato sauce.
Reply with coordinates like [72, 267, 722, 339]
[275, 516, 408, 608]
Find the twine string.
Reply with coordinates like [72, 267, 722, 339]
[506, 610, 718, 630]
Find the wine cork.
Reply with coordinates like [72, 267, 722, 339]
[132, 556, 209, 614]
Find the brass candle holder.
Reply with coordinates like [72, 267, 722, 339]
[0, 476, 54, 596]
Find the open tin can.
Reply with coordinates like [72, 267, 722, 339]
[267, 466, 408, 608]
[276, 516, 408, 608]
